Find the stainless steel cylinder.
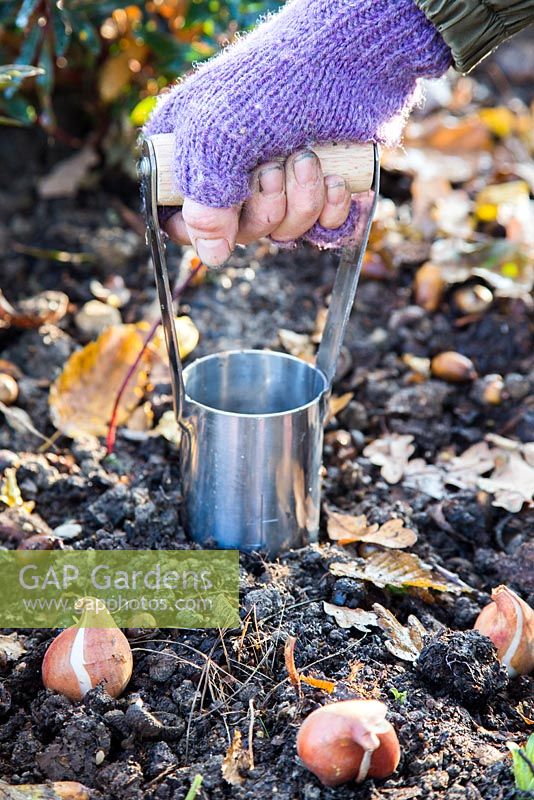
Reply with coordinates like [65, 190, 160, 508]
[180, 350, 328, 556]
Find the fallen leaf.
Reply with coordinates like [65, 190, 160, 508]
[0, 632, 26, 663]
[0, 781, 92, 799]
[372, 603, 426, 662]
[284, 635, 300, 687]
[478, 450, 534, 512]
[222, 730, 250, 787]
[299, 675, 336, 693]
[403, 459, 446, 500]
[277, 329, 315, 363]
[37, 145, 99, 199]
[0, 290, 69, 329]
[323, 601, 378, 632]
[325, 392, 354, 425]
[363, 434, 415, 484]
[0, 468, 34, 514]
[49, 325, 151, 439]
[151, 316, 200, 384]
[326, 510, 417, 549]
[126, 402, 154, 432]
[330, 550, 469, 595]
[441, 441, 495, 489]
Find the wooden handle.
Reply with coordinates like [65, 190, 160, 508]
[149, 133, 375, 206]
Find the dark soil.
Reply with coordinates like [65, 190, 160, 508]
[0, 55, 533, 800]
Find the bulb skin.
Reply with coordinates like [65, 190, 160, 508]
[474, 585, 534, 678]
[296, 699, 400, 787]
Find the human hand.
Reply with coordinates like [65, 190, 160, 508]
[163, 149, 354, 267]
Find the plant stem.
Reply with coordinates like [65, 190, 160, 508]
[184, 774, 203, 800]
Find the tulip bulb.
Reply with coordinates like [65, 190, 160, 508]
[474, 585, 534, 677]
[42, 598, 133, 701]
[296, 699, 400, 787]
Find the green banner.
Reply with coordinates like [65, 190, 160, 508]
[0, 550, 240, 629]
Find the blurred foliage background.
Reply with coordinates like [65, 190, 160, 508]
[0, 0, 282, 138]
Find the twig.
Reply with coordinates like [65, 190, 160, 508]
[106, 262, 202, 454]
[248, 699, 255, 771]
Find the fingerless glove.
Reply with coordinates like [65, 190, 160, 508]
[145, 0, 451, 239]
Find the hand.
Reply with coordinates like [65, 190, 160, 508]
[163, 149, 352, 268]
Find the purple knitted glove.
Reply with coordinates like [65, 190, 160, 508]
[145, 0, 451, 245]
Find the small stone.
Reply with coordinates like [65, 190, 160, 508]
[53, 522, 83, 540]
[95, 749, 106, 766]
[504, 372, 530, 400]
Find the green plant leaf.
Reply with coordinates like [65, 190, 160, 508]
[70, 10, 100, 56]
[508, 736, 534, 792]
[15, 0, 40, 28]
[36, 37, 54, 96]
[51, 4, 73, 57]
[0, 63, 44, 89]
[0, 93, 37, 125]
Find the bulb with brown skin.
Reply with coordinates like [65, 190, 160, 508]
[296, 699, 400, 787]
[474, 585, 534, 677]
[431, 351, 477, 383]
[42, 598, 133, 701]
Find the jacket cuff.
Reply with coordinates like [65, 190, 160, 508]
[414, 0, 532, 73]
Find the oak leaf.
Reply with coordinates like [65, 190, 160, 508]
[372, 603, 426, 662]
[323, 601, 378, 632]
[363, 434, 415, 484]
[327, 509, 417, 549]
[330, 550, 469, 595]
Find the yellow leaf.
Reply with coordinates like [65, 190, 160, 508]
[49, 325, 150, 439]
[325, 392, 354, 425]
[478, 107, 516, 139]
[0, 468, 34, 514]
[130, 95, 158, 127]
[98, 42, 148, 104]
[153, 316, 199, 363]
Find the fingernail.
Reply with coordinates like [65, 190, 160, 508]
[326, 177, 347, 206]
[259, 165, 284, 196]
[293, 151, 320, 187]
[196, 238, 231, 267]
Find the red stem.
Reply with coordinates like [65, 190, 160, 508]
[106, 262, 202, 455]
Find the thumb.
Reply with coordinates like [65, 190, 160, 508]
[182, 198, 240, 268]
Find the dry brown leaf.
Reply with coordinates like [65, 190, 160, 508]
[49, 325, 151, 439]
[222, 730, 250, 787]
[326, 510, 417, 549]
[0, 290, 69, 330]
[363, 434, 415, 484]
[372, 603, 426, 662]
[0, 468, 34, 514]
[323, 601, 378, 632]
[0, 633, 26, 664]
[330, 550, 468, 595]
[478, 450, 534, 513]
[37, 145, 99, 199]
[441, 441, 495, 489]
[277, 329, 315, 363]
[325, 392, 354, 425]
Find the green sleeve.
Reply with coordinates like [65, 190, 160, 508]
[414, 0, 534, 73]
